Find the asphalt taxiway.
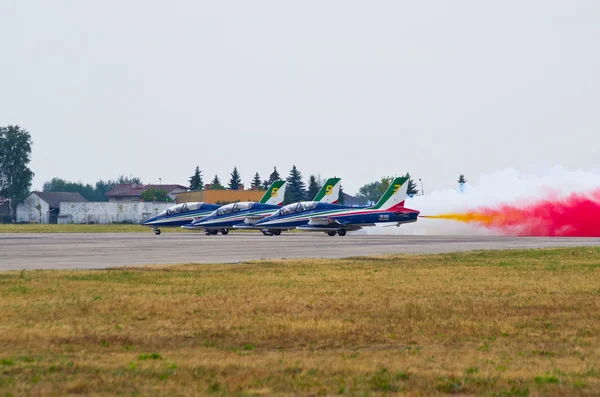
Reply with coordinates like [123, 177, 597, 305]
[1, 233, 599, 271]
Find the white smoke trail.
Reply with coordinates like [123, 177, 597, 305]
[363, 166, 600, 236]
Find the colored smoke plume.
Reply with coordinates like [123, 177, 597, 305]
[366, 166, 600, 236]
[420, 189, 600, 236]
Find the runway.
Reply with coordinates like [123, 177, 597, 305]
[1, 233, 599, 271]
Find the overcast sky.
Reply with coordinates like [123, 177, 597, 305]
[2, 1, 599, 194]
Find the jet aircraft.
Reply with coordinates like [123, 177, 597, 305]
[191, 177, 342, 235]
[183, 180, 287, 235]
[253, 175, 419, 236]
[141, 202, 221, 235]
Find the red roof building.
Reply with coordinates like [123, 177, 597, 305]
[104, 183, 187, 202]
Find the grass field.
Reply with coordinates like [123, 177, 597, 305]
[1, 248, 599, 396]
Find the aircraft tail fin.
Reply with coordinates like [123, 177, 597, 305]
[313, 177, 342, 203]
[371, 175, 410, 210]
[260, 180, 286, 205]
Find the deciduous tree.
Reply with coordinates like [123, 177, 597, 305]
[140, 188, 169, 202]
[0, 125, 34, 218]
[356, 181, 382, 204]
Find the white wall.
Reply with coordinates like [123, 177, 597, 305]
[16, 194, 50, 223]
[59, 202, 170, 224]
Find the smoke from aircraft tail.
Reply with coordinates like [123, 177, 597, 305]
[365, 166, 600, 236]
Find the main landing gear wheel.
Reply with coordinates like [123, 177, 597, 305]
[272, 230, 281, 236]
[153, 229, 161, 235]
[221, 229, 229, 235]
[205, 230, 219, 235]
[262, 230, 273, 236]
[337, 229, 347, 237]
[327, 231, 337, 236]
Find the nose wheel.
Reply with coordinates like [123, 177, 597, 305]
[153, 229, 161, 235]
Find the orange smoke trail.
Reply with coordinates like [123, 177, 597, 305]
[420, 188, 600, 237]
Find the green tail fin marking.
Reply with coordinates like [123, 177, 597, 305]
[259, 180, 286, 203]
[312, 177, 341, 202]
[371, 175, 409, 210]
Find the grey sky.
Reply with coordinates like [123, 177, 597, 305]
[2, 1, 599, 194]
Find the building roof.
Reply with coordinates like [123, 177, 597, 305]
[34, 192, 89, 208]
[342, 193, 369, 206]
[104, 184, 188, 198]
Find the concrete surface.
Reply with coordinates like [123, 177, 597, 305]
[1, 233, 599, 271]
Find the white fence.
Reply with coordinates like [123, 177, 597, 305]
[59, 202, 170, 224]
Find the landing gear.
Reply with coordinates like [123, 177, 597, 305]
[221, 229, 229, 235]
[205, 230, 219, 235]
[261, 229, 280, 236]
[153, 229, 161, 235]
[337, 229, 347, 236]
[327, 231, 337, 236]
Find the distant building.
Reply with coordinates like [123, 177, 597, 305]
[0, 197, 10, 221]
[16, 192, 88, 224]
[342, 193, 369, 207]
[176, 188, 263, 205]
[104, 183, 187, 203]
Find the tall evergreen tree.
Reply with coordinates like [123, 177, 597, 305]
[405, 173, 419, 196]
[189, 166, 203, 190]
[0, 125, 34, 218]
[262, 180, 270, 190]
[210, 174, 225, 190]
[306, 175, 321, 200]
[268, 166, 281, 184]
[228, 166, 242, 190]
[284, 165, 306, 204]
[251, 172, 263, 190]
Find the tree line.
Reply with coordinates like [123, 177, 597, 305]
[42, 175, 143, 202]
[187, 165, 345, 205]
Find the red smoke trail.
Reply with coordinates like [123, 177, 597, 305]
[422, 188, 600, 237]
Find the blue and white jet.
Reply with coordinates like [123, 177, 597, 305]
[141, 202, 221, 235]
[191, 177, 343, 235]
[183, 180, 287, 235]
[253, 175, 419, 236]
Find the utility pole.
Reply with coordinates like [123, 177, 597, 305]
[419, 178, 424, 195]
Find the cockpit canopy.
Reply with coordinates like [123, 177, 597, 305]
[209, 202, 256, 217]
[277, 201, 318, 216]
[158, 202, 204, 217]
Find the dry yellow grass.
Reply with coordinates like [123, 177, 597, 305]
[1, 247, 599, 396]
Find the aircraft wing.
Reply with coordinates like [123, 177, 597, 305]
[295, 216, 374, 232]
[242, 214, 270, 225]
